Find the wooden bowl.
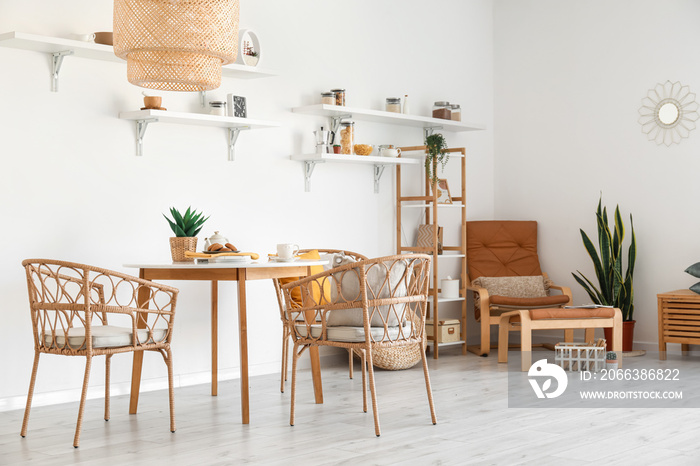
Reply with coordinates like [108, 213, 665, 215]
[143, 96, 162, 109]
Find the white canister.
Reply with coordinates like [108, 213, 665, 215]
[441, 277, 460, 298]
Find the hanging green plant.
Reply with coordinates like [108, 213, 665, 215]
[425, 133, 449, 186]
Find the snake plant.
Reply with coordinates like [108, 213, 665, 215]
[163, 206, 209, 237]
[572, 197, 636, 321]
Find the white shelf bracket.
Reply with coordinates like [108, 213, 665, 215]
[51, 50, 74, 92]
[330, 114, 353, 143]
[227, 127, 244, 161]
[423, 126, 443, 139]
[135, 118, 158, 157]
[303, 160, 323, 192]
[373, 164, 387, 193]
[199, 91, 207, 108]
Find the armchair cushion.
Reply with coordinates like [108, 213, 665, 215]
[279, 250, 330, 308]
[327, 261, 408, 328]
[472, 275, 549, 298]
[489, 294, 570, 308]
[42, 325, 168, 349]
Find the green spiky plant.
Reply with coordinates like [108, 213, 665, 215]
[606, 351, 618, 360]
[572, 197, 636, 321]
[425, 133, 449, 186]
[163, 206, 209, 237]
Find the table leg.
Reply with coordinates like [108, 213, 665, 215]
[129, 270, 151, 414]
[309, 347, 324, 404]
[237, 269, 250, 424]
[211, 280, 218, 396]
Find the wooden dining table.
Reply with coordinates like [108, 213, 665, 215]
[124, 258, 327, 424]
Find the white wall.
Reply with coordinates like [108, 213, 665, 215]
[0, 0, 494, 409]
[494, 0, 700, 347]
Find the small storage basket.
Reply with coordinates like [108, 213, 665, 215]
[554, 341, 606, 372]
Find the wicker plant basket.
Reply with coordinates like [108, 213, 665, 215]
[358, 312, 425, 371]
[169, 237, 197, 262]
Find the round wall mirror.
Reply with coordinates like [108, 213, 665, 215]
[658, 102, 680, 126]
[638, 81, 699, 146]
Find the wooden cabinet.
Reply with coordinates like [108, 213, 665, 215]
[657, 289, 700, 359]
[396, 146, 467, 358]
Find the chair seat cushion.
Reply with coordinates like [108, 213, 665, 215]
[295, 320, 412, 343]
[490, 294, 570, 308]
[43, 325, 168, 349]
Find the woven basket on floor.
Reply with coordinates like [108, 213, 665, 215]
[358, 312, 425, 371]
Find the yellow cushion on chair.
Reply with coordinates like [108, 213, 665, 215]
[279, 249, 330, 308]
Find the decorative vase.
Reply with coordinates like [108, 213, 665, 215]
[169, 237, 197, 262]
[604, 320, 636, 352]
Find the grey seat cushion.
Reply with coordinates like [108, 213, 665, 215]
[295, 320, 412, 343]
[327, 261, 408, 327]
[43, 325, 168, 349]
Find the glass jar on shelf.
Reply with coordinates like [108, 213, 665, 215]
[339, 121, 354, 154]
[451, 104, 461, 121]
[331, 88, 346, 106]
[209, 101, 227, 116]
[385, 97, 401, 113]
[321, 92, 335, 105]
[432, 101, 451, 120]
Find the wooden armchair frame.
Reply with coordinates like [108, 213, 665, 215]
[280, 254, 436, 437]
[21, 259, 179, 447]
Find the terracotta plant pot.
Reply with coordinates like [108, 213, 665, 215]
[604, 320, 636, 352]
[169, 237, 197, 262]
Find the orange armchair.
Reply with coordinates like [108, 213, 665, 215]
[466, 221, 572, 356]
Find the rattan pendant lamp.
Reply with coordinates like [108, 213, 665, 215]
[113, 0, 239, 92]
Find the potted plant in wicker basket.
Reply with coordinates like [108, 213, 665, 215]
[425, 132, 449, 187]
[163, 206, 209, 262]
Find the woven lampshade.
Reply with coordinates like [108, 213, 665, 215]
[113, 0, 239, 92]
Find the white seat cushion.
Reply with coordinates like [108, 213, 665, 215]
[295, 320, 412, 343]
[43, 325, 168, 349]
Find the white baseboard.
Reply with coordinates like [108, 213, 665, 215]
[0, 352, 344, 413]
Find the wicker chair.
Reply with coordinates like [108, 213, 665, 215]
[273, 249, 367, 393]
[281, 254, 436, 436]
[20, 259, 179, 448]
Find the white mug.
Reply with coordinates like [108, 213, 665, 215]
[74, 33, 95, 42]
[277, 243, 300, 259]
[380, 147, 401, 157]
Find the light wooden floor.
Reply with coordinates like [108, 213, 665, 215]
[3, 346, 700, 465]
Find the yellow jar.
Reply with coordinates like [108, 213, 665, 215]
[339, 121, 354, 154]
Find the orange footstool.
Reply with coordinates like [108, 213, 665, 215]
[498, 307, 623, 371]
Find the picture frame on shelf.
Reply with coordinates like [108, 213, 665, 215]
[235, 29, 261, 67]
[416, 224, 443, 254]
[436, 179, 452, 204]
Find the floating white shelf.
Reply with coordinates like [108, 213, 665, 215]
[0, 31, 277, 92]
[119, 109, 280, 159]
[437, 254, 466, 259]
[292, 104, 485, 134]
[289, 153, 420, 193]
